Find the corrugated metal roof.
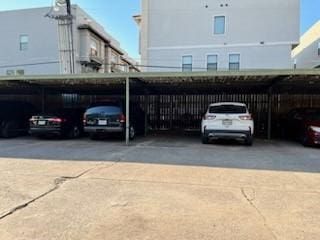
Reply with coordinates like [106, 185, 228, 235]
[0, 69, 319, 94]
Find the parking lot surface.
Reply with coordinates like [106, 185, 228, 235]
[0, 136, 320, 240]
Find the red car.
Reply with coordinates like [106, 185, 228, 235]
[285, 108, 320, 146]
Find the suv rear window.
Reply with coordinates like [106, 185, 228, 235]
[86, 106, 122, 115]
[88, 101, 121, 108]
[209, 105, 247, 114]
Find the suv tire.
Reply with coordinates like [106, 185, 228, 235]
[90, 133, 99, 140]
[68, 126, 80, 139]
[245, 136, 253, 146]
[129, 126, 135, 140]
[301, 133, 311, 147]
[201, 134, 209, 144]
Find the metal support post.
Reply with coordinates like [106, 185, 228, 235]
[125, 76, 130, 145]
[144, 91, 149, 137]
[41, 88, 46, 113]
[267, 87, 272, 140]
[170, 95, 173, 130]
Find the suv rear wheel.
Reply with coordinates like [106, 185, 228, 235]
[201, 134, 209, 144]
[90, 133, 100, 140]
[67, 126, 81, 139]
[129, 126, 136, 140]
[245, 136, 253, 146]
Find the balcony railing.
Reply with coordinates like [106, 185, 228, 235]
[89, 53, 103, 65]
[110, 62, 128, 73]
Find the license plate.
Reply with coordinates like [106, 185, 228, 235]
[222, 120, 232, 126]
[38, 120, 46, 125]
[98, 120, 108, 125]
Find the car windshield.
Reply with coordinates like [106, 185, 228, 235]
[36, 109, 81, 117]
[209, 105, 247, 114]
[305, 109, 320, 120]
[86, 106, 122, 115]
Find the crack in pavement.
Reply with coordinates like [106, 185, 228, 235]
[0, 144, 136, 222]
[0, 177, 65, 221]
[0, 163, 105, 221]
[0, 144, 136, 221]
[241, 188, 277, 240]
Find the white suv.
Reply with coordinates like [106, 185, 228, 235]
[201, 102, 254, 146]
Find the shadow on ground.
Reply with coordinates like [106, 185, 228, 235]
[0, 132, 319, 173]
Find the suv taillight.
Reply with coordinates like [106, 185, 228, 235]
[239, 115, 252, 120]
[119, 114, 126, 123]
[29, 117, 36, 125]
[204, 114, 216, 120]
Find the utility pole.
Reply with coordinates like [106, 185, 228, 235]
[46, 0, 75, 74]
[66, 0, 75, 74]
[66, 0, 71, 14]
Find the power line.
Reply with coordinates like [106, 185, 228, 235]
[0, 60, 203, 71]
[0, 61, 60, 69]
[133, 64, 207, 70]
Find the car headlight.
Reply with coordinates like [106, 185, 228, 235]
[309, 126, 320, 133]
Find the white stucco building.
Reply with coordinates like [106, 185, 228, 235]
[292, 21, 320, 69]
[134, 0, 300, 72]
[0, 5, 139, 76]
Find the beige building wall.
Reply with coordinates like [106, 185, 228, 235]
[292, 21, 320, 69]
[140, 0, 149, 69]
[0, 6, 139, 75]
[137, 0, 300, 72]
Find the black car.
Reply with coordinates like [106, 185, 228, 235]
[29, 109, 84, 138]
[83, 101, 145, 140]
[0, 100, 36, 138]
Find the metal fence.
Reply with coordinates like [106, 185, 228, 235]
[1, 93, 319, 138]
[136, 94, 320, 137]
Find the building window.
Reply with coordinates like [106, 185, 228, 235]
[182, 55, 192, 72]
[6, 70, 15, 76]
[119, 62, 128, 72]
[16, 69, 25, 76]
[110, 52, 120, 72]
[111, 52, 118, 63]
[214, 16, 225, 35]
[90, 38, 98, 56]
[19, 35, 29, 51]
[229, 54, 240, 70]
[207, 55, 218, 71]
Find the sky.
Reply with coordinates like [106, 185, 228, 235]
[0, 0, 319, 60]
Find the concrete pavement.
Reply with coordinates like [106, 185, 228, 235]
[0, 136, 319, 239]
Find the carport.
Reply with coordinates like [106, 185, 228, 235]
[0, 69, 320, 144]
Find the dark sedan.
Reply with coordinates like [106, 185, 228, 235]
[30, 109, 84, 139]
